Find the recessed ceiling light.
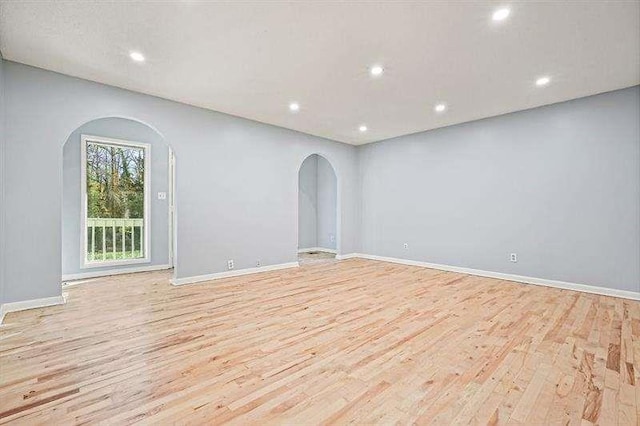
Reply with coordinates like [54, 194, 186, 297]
[536, 76, 551, 87]
[492, 8, 510, 21]
[370, 65, 384, 77]
[359, 125, 368, 132]
[434, 103, 447, 113]
[289, 102, 300, 112]
[129, 51, 145, 62]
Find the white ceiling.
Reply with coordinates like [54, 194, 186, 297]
[1, 1, 639, 145]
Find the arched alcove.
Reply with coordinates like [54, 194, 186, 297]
[61, 117, 176, 279]
[297, 154, 338, 262]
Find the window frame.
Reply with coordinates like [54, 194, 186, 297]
[80, 134, 151, 269]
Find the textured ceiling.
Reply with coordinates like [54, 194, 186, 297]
[1, 1, 639, 145]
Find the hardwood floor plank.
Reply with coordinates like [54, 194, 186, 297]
[0, 258, 638, 424]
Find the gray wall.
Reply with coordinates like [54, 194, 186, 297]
[62, 118, 170, 276]
[359, 86, 640, 292]
[0, 53, 5, 306]
[298, 155, 317, 248]
[1, 58, 637, 303]
[297, 154, 337, 250]
[316, 156, 337, 250]
[2, 61, 360, 303]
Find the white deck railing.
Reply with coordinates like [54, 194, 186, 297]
[87, 218, 144, 261]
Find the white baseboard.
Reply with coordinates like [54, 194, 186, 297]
[171, 262, 300, 286]
[342, 253, 640, 301]
[298, 247, 338, 254]
[335, 253, 359, 260]
[62, 264, 172, 282]
[0, 294, 67, 324]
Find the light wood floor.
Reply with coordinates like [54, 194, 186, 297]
[298, 251, 337, 265]
[1, 259, 639, 425]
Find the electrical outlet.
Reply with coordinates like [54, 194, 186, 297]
[227, 259, 234, 270]
[510, 253, 518, 263]
[403, 243, 409, 249]
[157, 192, 167, 200]
[256, 260, 261, 267]
[330, 235, 335, 243]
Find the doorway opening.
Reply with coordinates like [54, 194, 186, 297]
[297, 154, 337, 265]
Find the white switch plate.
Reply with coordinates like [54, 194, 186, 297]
[157, 192, 167, 200]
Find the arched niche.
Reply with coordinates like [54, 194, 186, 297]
[61, 117, 177, 280]
[297, 153, 339, 258]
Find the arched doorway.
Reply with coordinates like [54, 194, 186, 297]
[298, 154, 338, 264]
[61, 117, 176, 280]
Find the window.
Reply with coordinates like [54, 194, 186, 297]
[81, 135, 150, 268]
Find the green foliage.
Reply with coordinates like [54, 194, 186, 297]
[86, 143, 145, 219]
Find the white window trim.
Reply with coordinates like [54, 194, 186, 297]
[80, 134, 151, 269]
